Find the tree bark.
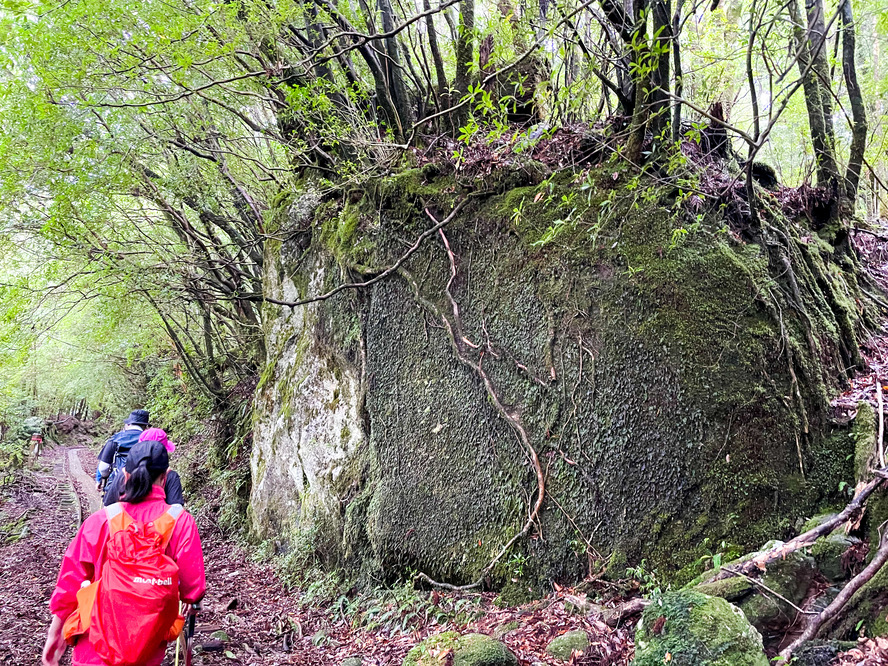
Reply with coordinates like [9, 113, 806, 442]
[424, 0, 449, 108]
[671, 0, 683, 143]
[377, 0, 415, 137]
[453, 0, 475, 131]
[841, 0, 867, 206]
[650, 0, 671, 143]
[788, 0, 839, 189]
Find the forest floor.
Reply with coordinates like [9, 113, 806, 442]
[2, 440, 888, 665]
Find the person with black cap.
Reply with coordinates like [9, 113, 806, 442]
[43, 440, 206, 666]
[93, 409, 150, 495]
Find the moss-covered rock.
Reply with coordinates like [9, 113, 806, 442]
[403, 633, 517, 666]
[792, 640, 857, 666]
[453, 634, 518, 666]
[403, 632, 459, 666]
[810, 533, 857, 583]
[734, 544, 816, 629]
[546, 630, 589, 660]
[633, 590, 768, 666]
[691, 541, 816, 631]
[252, 166, 862, 585]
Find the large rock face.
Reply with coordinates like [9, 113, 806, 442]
[250, 168, 859, 585]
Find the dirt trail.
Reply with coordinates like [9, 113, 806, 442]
[66, 447, 102, 516]
[4, 440, 884, 665]
[0, 444, 78, 665]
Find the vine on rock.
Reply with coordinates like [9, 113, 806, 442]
[402, 207, 546, 591]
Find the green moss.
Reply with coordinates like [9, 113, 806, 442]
[546, 630, 590, 660]
[810, 533, 855, 583]
[853, 401, 877, 482]
[633, 590, 768, 666]
[693, 575, 753, 601]
[403, 633, 517, 666]
[452, 634, 518, 666]
[403, 631, 460, 666]
[257, 165, 865, 587]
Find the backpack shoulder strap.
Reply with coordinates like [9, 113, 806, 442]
[152, 504, 185, 548]
[104, 503, 133, 535]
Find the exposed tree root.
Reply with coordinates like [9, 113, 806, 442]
[403, 209, 546, 591]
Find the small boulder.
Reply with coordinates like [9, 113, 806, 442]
[633, 590, 768, 666]
[692, 540, 816, 632]
[810, 533, 857, 583]
[404, 632, 517, 666]
[454, 634, 518, 666]
[546, 630, 589, 660]
[341, 658, 363, 666]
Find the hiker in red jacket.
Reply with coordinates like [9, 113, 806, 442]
[42, 441, 206, 666]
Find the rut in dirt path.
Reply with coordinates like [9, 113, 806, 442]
[0, 444, 80, 665]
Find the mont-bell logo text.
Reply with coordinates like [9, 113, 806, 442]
[132, 575, 173, 586]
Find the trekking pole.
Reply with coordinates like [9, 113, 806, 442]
[184, 601, 200, 666]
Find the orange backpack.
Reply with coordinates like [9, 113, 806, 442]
[63, 503, 186, 665]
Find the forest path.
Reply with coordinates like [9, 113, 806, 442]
[0, 440, 638, 665]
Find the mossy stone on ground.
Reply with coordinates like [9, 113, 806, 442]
[454, 634, 518, 666]
[403, 632, 459, 666]
[792, 640, 857, 666]
[341, 659, 363, 666]
[734, 543, 815, 629]
[633, 590, 768, 666]
[403, 632, 517, 666]
[810, 533, 856, 583]
[691, 541, 816, 631]
[492, 621, 519, 640]
[546, 630, 589, 660]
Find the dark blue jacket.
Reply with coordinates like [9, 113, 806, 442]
[94, 428, 143, 483]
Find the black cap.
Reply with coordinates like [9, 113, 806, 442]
[123, 409, 150, 426]
[124, 440, 169, 475]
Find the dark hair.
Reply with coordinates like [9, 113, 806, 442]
[124, 440, 169, 503]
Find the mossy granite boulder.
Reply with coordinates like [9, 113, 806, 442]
[690, 540, 816, 632]
[251, 169, 862, 585]
[734, 542, 816, 629]
[403, 632, 517, 666]
[546, 630, 589, 660]
[633, 590, 768, 666]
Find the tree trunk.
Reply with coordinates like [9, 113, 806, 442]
[841, 0, 867, 207]
[788, 0, 839, 190]
[453, 0, 475, 131]
[650, 0, 671, 143]
[424, 0, 449, 109]
[625, 0, 650, 162]
[671, 0, 684, 143]
[378, 0, 415, 137]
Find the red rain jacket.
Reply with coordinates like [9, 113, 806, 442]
[50, 485, 206, 666]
